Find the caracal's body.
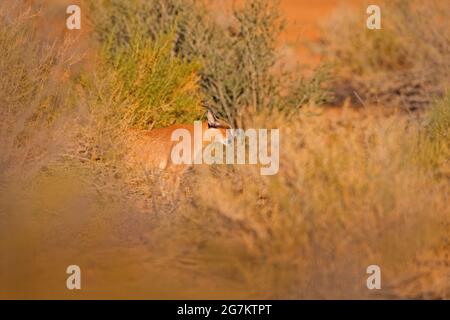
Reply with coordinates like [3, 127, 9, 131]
[126, 110, 231, 179]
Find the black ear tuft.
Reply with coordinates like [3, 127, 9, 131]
[207, 109, 220, 128]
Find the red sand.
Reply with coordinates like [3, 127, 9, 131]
[279, 0, 361, 65]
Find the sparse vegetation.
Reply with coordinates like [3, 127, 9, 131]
[88, 0, 328, 125]
[0, 4, 79, 182]
[100, 33, 203, 129]
[0, 0, 448, 300]
[165, 106, 449, 299]
[321, 0, 450, 110]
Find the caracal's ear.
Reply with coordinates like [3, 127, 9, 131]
[203, 101, 232, 129]
[207, 110, 232, 129]
[207, 109, 220, 128]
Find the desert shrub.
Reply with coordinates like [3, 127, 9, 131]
[426, 92, 450, 144]
[0, 2, 157, 298]
[155, 107, 450, 299]
[86, 0, 203, 129]
[321, 0, 450, 110]
[284, 64, 334, 110]
[3, 0, 447, 300]
[3, 104, 448, 299]
[0, 3, 80, 182]
[87, 0, 191, 52]
[418, 92, 450, 176]
[176, 0, 286, 122]
[88, 0, 330, 125]
[99, 33, 203, 129]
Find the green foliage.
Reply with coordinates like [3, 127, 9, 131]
[101, 33, 203, 129]
[88, 0, 190, 51]
[178, 0, 286, 121]
[88, 0, 330, 125]
[420, 92, 450, 173]
[427, 93, 450, 142]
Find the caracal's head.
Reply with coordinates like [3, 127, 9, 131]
[205, 109, 234, 146]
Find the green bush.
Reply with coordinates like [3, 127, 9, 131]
[420, 92, 450, 174]
[88, 0, 330, 125]
[176, 0, 286, 122]
[101, 33, 203, 129]
[426, 93, 450, 142]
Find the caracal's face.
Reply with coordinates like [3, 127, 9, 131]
[204, 124, 235, 146]
[127, 109, 233, 176]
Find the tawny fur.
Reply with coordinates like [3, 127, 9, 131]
[127, 122, 230, 178]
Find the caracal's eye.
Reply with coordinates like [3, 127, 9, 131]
[223, 130, 234, 146]
[220, 136, 231, 146]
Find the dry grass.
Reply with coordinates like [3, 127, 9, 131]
[320, 0, 450, 110]
[2, 103, 448, 299]
[0, 0, 449, 300]
[155, 104, 449, 299]
[0, 3, 80, 183]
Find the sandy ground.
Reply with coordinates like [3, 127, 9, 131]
[279, 0, 362, 65]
